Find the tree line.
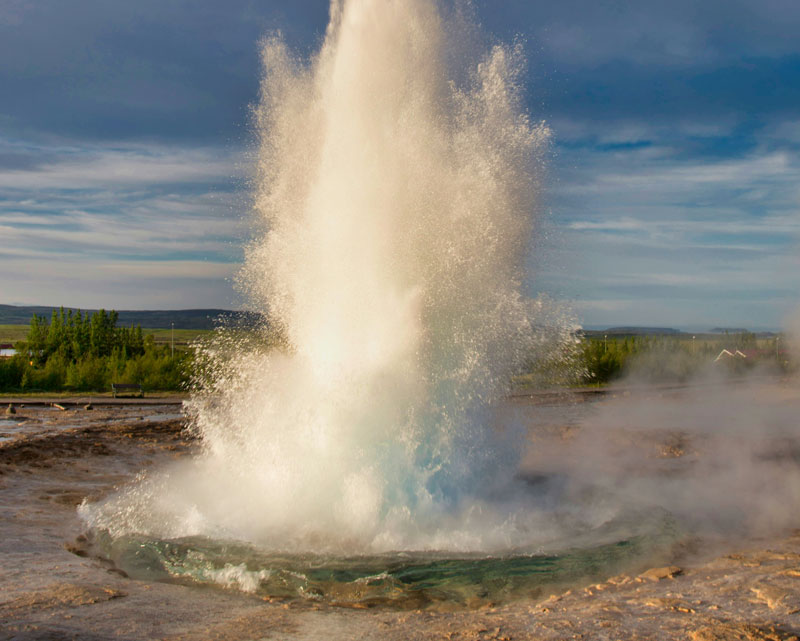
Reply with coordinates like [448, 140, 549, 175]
[0, 314, 792, 393]
[574, 332, 788, 385]
[0, 308, 187, 392]
[516, 331, 792, 388]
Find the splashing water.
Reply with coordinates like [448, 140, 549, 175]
[80, 2, 675, 598]
[77, 1, 686, 603]
[82, 0, 554, 552]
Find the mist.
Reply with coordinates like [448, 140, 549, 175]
[521, 366, 800, 553]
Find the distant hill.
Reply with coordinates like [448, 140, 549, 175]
[582, 327, 683, 337]
[0, 304, 263, 330]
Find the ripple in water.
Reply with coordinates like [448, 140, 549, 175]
[87, 508, 681, 608]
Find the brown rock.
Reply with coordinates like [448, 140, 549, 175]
[750, 584, 789, 610]
[640, 566, 682, 581]
[0, 583, 126, 614]
[690, 622, 798, 641]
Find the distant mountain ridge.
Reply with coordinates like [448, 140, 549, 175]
[582, 326, 777, 337]
[0, 304, 262, 330]
[582, 326, 682, 336]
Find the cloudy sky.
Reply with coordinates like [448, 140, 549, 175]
[1, 0, 798, 329]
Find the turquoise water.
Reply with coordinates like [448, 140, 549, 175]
[88, 510, 681, 609]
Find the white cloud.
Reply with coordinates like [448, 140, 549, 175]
[549, 118, 747, 164]
[543, 131, 800, 328]
[0, 203, 245, 258]
[563, 151, 795, 200]
[1, 254, 241, 309]
[0, 143, 248, 190]
[567, 218, 647, 232]
[574, 299, 632, 313]
[0, 138, 252, 308]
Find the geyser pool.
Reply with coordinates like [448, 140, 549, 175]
[86, 507, 679, 608]
[79, 0, 678, 604]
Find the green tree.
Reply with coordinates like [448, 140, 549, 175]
[26, 314, 47, 364]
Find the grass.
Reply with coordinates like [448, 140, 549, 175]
[0, 390, 187, 399]
[0, 325, 29, 344]
[142, 328, 212, 346]
[0, 325, 212, 347]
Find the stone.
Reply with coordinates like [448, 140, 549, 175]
[750, 585, 789, 610]
[640, 566, 682, 581]
[690, 622, 798, 641]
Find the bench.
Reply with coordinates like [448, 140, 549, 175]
[111, 383, 144, 398]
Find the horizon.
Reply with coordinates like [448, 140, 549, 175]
[1, 0, 799, 328]
[0, 302, 784, 335]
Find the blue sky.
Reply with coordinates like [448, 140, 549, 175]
[1, 0, 799, 329]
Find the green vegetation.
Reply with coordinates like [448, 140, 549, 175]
[0, 324, 211, 349]
[518, 331, 792, 388]
[1, 309, 792, 395]
[0, 325, 30, 344]
[0, 308, 190, 393]
[145, 327, 211, 346]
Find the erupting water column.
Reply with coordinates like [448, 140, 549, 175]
[83, 0, 552, 555]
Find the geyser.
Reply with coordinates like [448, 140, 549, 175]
[84, 0, 553, 552]
[80, 0, 673, 604]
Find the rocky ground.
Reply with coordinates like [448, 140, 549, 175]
[1, 390, 800, 640]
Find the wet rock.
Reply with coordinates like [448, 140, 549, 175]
[640, 566, 682, 581]
[64, 542, 89, 557]
[0, 583, 127, 615]
[643, 597, 688, 610]
[725, 553, 763, 567]
[690, 622, 799, 641]
[750, 584, 790, 610]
